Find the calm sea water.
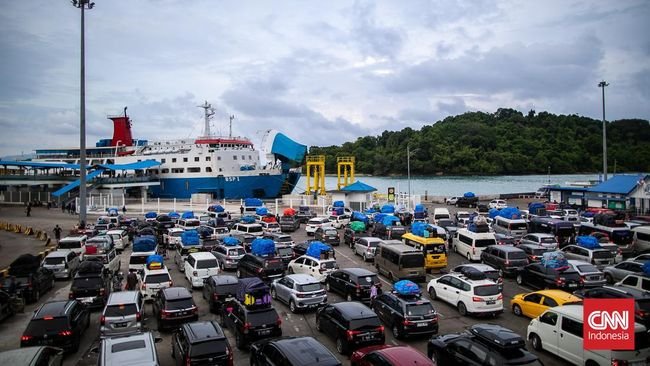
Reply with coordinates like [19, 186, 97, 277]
[295, 174, 601, 197]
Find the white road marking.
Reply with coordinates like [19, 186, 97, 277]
[391, 340, 398, 345]
[294, 326, 300, 332]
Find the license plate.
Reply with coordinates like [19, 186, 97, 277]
[569, 284, 577, 288]
[115, 322, 127, 328]
[81, 297, 94, 304]
[180, 311, 187, 316]
[259, 329, 271, 336]
[417, 322, 427, 327]
[486, 300, 496, 305]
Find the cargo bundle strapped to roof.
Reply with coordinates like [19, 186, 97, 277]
[333, 200, 345, 208]
[255, 207, 268, 216]
[381, 215, 401, 227]
[493, 207, 521, 220]
[107, 207, 119, 216]
[283, 207, 296, 216]
[643, 262, 650, 275]
[133, 235, 157, 252]
[332, 207, 344, 215]
[349, 221, 366, 233]
[468, 215, 489, 233]
[306, 241, 333, 259]
[414, 204, 425, 213]
[181, 211, 195, 219]
[168, 211, 180, 219]
[208, 205, 225, 213]
[261, 215, 276, 223]
[540, 251, 569, 269]
[181, 230, 200, 246]
[351, 211, 369, 224]
[144, 211, 157, 219]
[393, 280, 421, 297]
[146, 254, 164, 270]
[528, 202, 546, 216]
[469, 324, 526, 350]
[251, 238, 275, 256]
[463, 192, 476, 198]
[236, 277, 271, 309]
[381, 204, 395, 214]
[576, 236, 601, 249]
[77, 260, 104, 275]
[244, 198, 263, 207]
[374, 213, 387, 224]
[223, 237, 241, 246]
[240, 215, 256, 224]
[411, 222, 434, 237]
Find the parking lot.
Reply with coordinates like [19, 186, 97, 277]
[0, 203, 571, 365]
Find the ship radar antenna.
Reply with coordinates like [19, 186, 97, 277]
[198, 101, 215, 137]
[229, 115, 235, 138]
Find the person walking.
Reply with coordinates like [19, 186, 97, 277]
[53, 225, 62, 242]
[122, 205, 127, 215]
[25, 204, 31, 217]
[125, 270, 138, 291]
[370, 283, 378, 305]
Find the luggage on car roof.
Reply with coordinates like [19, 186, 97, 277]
[393, 280, 421, 297]
[236, 277, 271, 308]
[77, 260, 104, 275]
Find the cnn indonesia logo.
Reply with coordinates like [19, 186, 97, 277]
[584, 299, 635, 350]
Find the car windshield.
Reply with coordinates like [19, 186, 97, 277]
[227, 248, 245, 256]
[277, 247, 293, 257]
[576, 264, 599, 273]
[540, 237, 556, 244]
[72, 276, 103, 289]
[474, 284, 500, 296]
[144, 273, 170, 284]
[58, 240, 81, 249]
[248, 226, 263, 233]
[248, 309, 278, 325]
[405, 302, 435, 316]
[324, 229, 338, 235]
[104, 304, 137, 317]
[508, 251, 528, 260]
[196, 259, 218, 269]
[165, 297, 194, 310]
[425, 244, 446, 254]
[401, 255, 424, 268]
[25, 318, 69, 335]
[297, 283, 322, 292]
[190, 339, 227, 357]
[44, 257, 65, 265]
[475, 239, 497, 247]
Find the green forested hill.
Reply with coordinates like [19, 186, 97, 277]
[309, 108, 650, 175]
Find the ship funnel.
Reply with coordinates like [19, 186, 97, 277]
[109, 107, 133, 146]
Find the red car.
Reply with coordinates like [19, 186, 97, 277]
[351, 345, 435, 366]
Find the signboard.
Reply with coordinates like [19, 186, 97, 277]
[387, 187, 395, 203]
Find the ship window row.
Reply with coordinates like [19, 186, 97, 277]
[232, 155, 254, 160]
[159, 167, 213, 174]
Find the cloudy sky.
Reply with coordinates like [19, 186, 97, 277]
[1, 0, 648, 157]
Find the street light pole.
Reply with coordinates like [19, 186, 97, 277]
[72, 0, 94, 226]
[598, 80, 609, 181]
[407, 144, 411, 210]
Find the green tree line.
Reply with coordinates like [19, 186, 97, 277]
[308, 108, 650, 175]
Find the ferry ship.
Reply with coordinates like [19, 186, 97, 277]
[32, 103, 306, 199]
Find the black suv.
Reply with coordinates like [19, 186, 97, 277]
[295, 206, 317, 223]
[156, 214, 175, 231]
[250, 336, 342, 366]
[69, 261, 110, 309]
[325, 268, 382, 302]
[279, 215, 300, 232]
[171, 320, 233, 366]
[573, 285, 650, 326]
[372, 292, 438, 339]
[515, 263, 582, 291]
[5, 254, 55, 303]
[315, 302, 385, 355]
[236, 254, 284, 282]
[372, 223, 406, 240]
[455, 196, 479, 208]
[315, 227, 341, 246]
[344, 227, 366, 248]
[202, 275, 239, 313]
[480, 245, 529, 277]
[428, 324, 542, 366]
[220, 299, 282, 349]
[153, 287, 198, 330]
[20, 300, 90, 353]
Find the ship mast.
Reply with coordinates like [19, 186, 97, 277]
[198, 101, 215, 137]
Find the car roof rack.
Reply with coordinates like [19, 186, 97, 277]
[459, 267, 487, 281]
[469, 324, 526, 350]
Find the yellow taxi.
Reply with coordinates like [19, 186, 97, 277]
[510, 289, 581, 319]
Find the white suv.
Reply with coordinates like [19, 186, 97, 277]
[328, 214, 350, 229]
[305, 217, 333, 236]
[140, 266, 172, 300]
[488, 199, 507, 209]
[184, 252, 219, 288]
[427, 272, 503, 316]
[163, 228, 185, 248]
[260, 221, 282, 235]
[287, 255, 338, 282]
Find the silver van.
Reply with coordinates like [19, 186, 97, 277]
[57, 235, 87, 259]
[100, 291, 145, 337]
[212, 244, 246, 270]
[98, 332, 161, 366]
[375, 243, 425, 282]
[492, 216, 528, 239]
[42, 251, 80, 279]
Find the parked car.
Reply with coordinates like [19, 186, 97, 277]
[372, 223, 407, 240]
[519, 233, 559, 250]
[372, 291, 438, 339]
[510, 289, 581, 319]
[41, 251, 80, 280]
[5, 254, 55, 303]
[315, 227, 341, 246]
[518, 244, 553, 263]
[429, 323, 541, 366]
[288, 255, 338, 282]
[480, 245, 528, 277]
[212, 244, 246, 270]
[260, 221, 282, 235]
[561, 244, 615, 268]
[250, 336, 342, 366]
[20, 300, 90, 353]
[264, 232, 296, 248]
[152, 287, 198, 331]
[201, 274, 239, 313]
[351, 345, 433, 366]
[566, 259, 606, 287]
[271, 274, 327, 313]
[427, 272, 503, 317]
[97, 331, 162, 366]
[494, 233, 517, 246]
[325, 268, 381, 302]
[279, 215, 301, 232]
[445, 197, 459, 205]
[328, 214, 351, 229]
[572, 285, 650, 327]
[106, 229, 130, 252]
[0, 346, 63, 366]
[220, 299, 282, 349]
[616, 273, 650, 292]
[316, 302, 385, 355]
[353, 237, 382, 262]
[306, 217, 333, 236]
[237, 254, 284, 282]
[295, 206, 317, 223]
[344, 227, 367, 247]
[69, 262, 111, 308]
[515, 263, 582, 291]
[100, 291, 145, 337]
[140, 265, 172, 300]
[602, 260, 650, 284]
[171, 321, 233, 366]
[184, 252, 219, 288]
[450, 263, 502, 286]
[488, 199, 507, 209]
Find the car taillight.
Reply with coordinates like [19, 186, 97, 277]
[611, 360, 629, 366]
[59, 330, 72, 336]
[635, 310, 649, 318]
[142, 283, 146, 289]
[213, 293, 219, 300]
[100, 316, 105, 325]
[191, 306, 198, 314]
[136, 312, 141, 321]
[21, 335, 32, 342]
[69, 291, 74, 299]
[556, 278, 565, 285]
[161, 310, 170, 319]
[403, 319, 412, 326]
[376, 325, 384, 333]
[185, 354, 191, 366]
[505, 260, 510, 265]
[346, 330, 360, 340]
[276, 317, 282, 326]
[355, 284, 361, 294]
[169, 280, 173, 287]
[243, 322, 252, 333]
[497, 294, 503, 300]
[27, 282, 33, 289]
[226, 345, 234, 366]
[99, 288, 105, 296]
[472, 296, 483, 302]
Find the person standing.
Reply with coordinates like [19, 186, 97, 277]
[122, 205, 127, 215]
[53, 225, 62, 242]
[125, 270, 138, 291]
[240, 205, 244, 215]
[370, 283, 378, 305]
[26, 203, 31, 217]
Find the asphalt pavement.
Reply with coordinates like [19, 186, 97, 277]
[0, 202, 572, 366]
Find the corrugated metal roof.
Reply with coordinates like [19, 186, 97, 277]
[588, 174, 647, 194]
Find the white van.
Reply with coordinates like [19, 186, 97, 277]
[230, 222, 264, 237]
[633, 226, 650, 253]
[527, 304, 650, 366]
[106, 229, 129, 252]
[453, 229, 497, 261]
[57, 235, 87, 259]
[184, 252, 220, 288]
[432, 208, 451, 224]
[492, 216, 528, 239]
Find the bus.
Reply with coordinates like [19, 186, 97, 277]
[401, 232, 447, 271]
[528, 217, 576, 245]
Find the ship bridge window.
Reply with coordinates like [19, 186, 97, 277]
[188, 167, 201, 173]
[219, 168, 223, 172]
[183, 157, 188, 163]
[171, 168, 184, 173]
[194, 157, 199, 162]
[249, 155, 252, 160]
[205, 156, 211, 162]
[172, 158, 177, 163]
[233, 156, 237, 160]
[161, 159, 166, 163]
[161, 169, 169, 173]
[241, 155, 246, 160]
[217, 156, 221, 161]
[206, 167, 212, 173]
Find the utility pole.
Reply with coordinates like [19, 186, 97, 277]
[72, 0, 95, 226]
[598, 80, 609, 181]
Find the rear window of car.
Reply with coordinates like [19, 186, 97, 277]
[73, 276, 103, 289]
[357, 275, 380, 286]
[105, 304, 137, 317]
[215, 284, 239, 295]
[475, 239, 497, 247]
[111, 340, 146, 353]
[228, 248, 245, 256]
[265, 258, 284, 269]
[401, 254, 424, 268]
[324, 229, 338, 235]
[474, 284, 500, 296]
[248, 309, 278, 325]
[129, 255, 149, 265]
[25, 317, 69, 335]
[593, 251, 613, 259]
[530, 248, 551, 256]
[508, 251, 528, 260]
[576, 264, 599, 273]
[196, 259, 218, 269]
[190, 339, 227, 357]
[405, 302, 435, 316]
[321, 261, 337, 269]
[297, 283, 322, 292]
[509, 223, 528, 230]
[277, 247, 293, 257]
[248, 226, 263, 233]
[540, 237, 556, 244]
[58, 240, 81, 249]
[349, 316, 381, 330]
[165, 297, 194, 310]
[144, 273, 171, 284]
[44, 257, 65, 265]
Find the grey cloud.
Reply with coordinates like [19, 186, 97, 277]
[349, 1, 405, 59]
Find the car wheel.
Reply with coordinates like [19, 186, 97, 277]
[457, 302, 467, 316]
[288, 267, 294, 274]
[605, 273, 614, 284]
[271, 288, 277, 300]
[430, 349, 441, 364]
[362, 253, 367, 261]
[516, 274, 523, 285]
[289, 300, 297, 313]
[530, 333, 542, 351]
[392, 325, 401, 339]
[428, 288, 437, 300]
[466, 252, 471, 261]
[235, 331, 245, 350]
[513, 304, 523, 316]
[346, 293, 353, 302]
[336, 337, 347, 355]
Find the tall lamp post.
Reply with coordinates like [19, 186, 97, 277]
[598, 80, 609, 181]
[72, 0, 94, 226]
[407, 144, 418, 210]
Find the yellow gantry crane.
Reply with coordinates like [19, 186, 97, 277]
[305, 155, 326, 195]
[336, 156, 355, 190]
